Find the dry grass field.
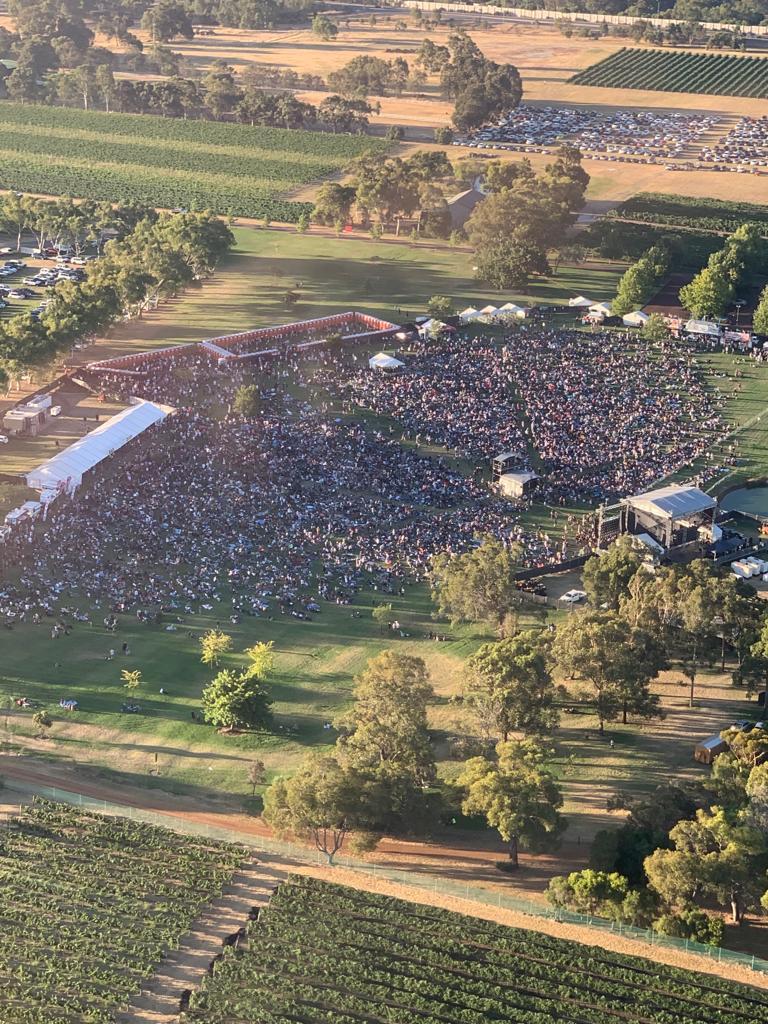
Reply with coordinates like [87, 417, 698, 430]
[146, 16, 768, 204]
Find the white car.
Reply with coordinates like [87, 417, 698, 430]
[560, 589, 587, 605]
[0, 434, 9, 444]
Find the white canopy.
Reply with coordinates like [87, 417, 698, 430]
[498, 302, 523, 313]
[368, 352, 404, 371]
[419, 318, 448, 335]
[479, 304, 499, 316]
[569, 295, 595, 308]
[589, 302, 612, 317]
[27, 400, 172, 493]
[684, 319, 721, 338]
[459, 307, 481, 321]
[623, 310, 649, 327]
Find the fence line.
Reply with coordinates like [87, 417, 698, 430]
[400, 2, 768, 36]
[4, 776, 768, 977]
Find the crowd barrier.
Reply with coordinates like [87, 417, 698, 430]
[4, 776, 768, 977]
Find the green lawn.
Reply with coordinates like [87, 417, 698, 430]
[135, 227, 625, 342]
[0, 581, 496, 801]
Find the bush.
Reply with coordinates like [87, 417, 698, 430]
[653, 908, 725, 946]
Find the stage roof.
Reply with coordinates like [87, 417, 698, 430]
[623, 484, 716, 520]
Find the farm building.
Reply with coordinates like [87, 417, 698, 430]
[445, 187, 484, 229]
[694, 735, 728, 765]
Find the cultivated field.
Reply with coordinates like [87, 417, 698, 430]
[185, 875, 768, 1022]
[573, 48, 768, 99]
[0, 104, 385, 220]
[0, 799, 244, 1023]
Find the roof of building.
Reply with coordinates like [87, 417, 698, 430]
[446, 188, 484, 227]
[26, 400, 173, 491]
[623, 484, 716, 520]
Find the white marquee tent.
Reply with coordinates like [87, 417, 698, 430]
[369, 352, 404, 371]
[459, 307, 481, 322]
[479, 304, 499, 317]
[568, 295, 595, 308]
[26, 400, 173, 493]
[588, 302, 612, 318]
[622, 310, 649, 328]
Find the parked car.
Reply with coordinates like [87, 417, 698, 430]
[560, 589, 587, 604]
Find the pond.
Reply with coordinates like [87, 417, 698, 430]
[719, 486, 768, 517]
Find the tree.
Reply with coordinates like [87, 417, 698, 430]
[199, 629, 233, 668]
[612, 246, 669, 316]
[201, 668, 273, 732]
[312, 182, 357, 226]
[336, 650, 435, 785]
[426, 295, 453, 319]
[552, 611, 665, 731]
[645, 806, 768, 924]
[434, 126, 454, 145]
[474, 239, 549, 291]
[754, 282, 768, 336]
[32, 710, 52, 738]
[247, 759, 267, 795]
[263, 755, 378, 863]
[371, 602, 394, 634]
[547, 869, 629, 917]
[459, 739, 566, 868]
[465, 631, 558, 741]
[317, 96, 372, 134]
[640, 312, 672, 343]
[312, 14, 338, 41]
[141, 1, 193, 43]
[429, 536, 524, 627]
[121, 668, 142, 695]
[233, 383, 261, 417]
[244, 640, 275, 681]
[441, 32, 521, 131]
[582, 536, 642, 611]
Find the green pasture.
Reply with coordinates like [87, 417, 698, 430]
[142, 226, 625, 342]
[0, 581, 494, 800]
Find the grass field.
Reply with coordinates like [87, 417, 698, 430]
[187, 875, 768, 1022]
[572, 48, 768, 99]
[91, 226, 625, 360]
[0, 103, 386, 220]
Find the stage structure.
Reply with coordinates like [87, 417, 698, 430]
[597, 483, 719, 559]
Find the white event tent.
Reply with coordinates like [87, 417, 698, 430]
[459, 307, 481, 322]
[588, 302, 612, 318]
[622, 310, 649, 328]
[568, 295, 595, 308]
[26, 400, 173, 494]
[478, 304, 499, 317]
[369, 352, 404, 371]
